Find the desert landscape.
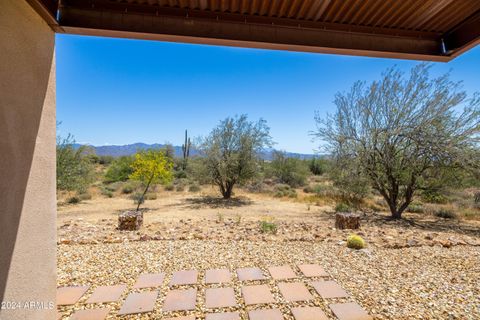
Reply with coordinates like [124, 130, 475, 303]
[56, 64, 480, 320]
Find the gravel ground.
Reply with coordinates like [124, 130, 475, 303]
[57, 240, 480, 319]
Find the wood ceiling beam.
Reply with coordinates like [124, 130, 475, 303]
[443, 10, 480, 59]
[25, 0, 62, 31]
[57, 6, 450, 62]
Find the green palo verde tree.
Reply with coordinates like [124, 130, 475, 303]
[130, 149, 174, 211]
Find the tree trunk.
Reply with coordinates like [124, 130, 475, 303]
[136, 173, 154, 211]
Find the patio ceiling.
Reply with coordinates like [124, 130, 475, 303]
[28, 0, 480, 61]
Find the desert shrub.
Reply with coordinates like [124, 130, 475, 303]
[56, 133, 95, 193]
[188, 184, 201, 192]
[235, 214, 242, 225]
[273, 184, 297, 198]
[131, 192, 145, 205]
[164, 184, 175, 191]
[329, 161, 370, 203]
[309, 157, 328, 175]
[100, 187, 113, 198]
[270, 151, 309, 187]
[121, 184, 135, 194]
[67, 196, 81, 204]
[104, 156, 134, 183]
[474, 192, 480, 204]
[176, 185, 185, 192]
[347, 234, 366, 249]
[461, 209, 479, 220]
[174, 169, 188, 179]
[335, 202, 351, 213]
[303, 184, 324, 194]
[245, 181, 268, 193]
[78, 192, 92, 201]
[421, 190, 448, 204]
[407, 203, 424, 213]
[144, 192, 157, 200]
[434, 208, 457, 219]
[259, 219, 277, 234]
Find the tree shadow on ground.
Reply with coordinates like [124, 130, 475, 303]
[183, 196, 253, 209]
[365, 212, 480, 238]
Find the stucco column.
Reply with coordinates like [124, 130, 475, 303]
[0, 1, 56, 319]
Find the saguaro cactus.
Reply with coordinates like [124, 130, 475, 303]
[182, 129, 191, 170]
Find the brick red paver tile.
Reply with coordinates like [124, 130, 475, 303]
[205, 287, 237, 308]
[164, 316, 196, 320]
[311, 281, 349, 299]
[236, 267, 265, 281]
[69, 308, 110, 320]
[205, 268, 232, 284]
[206, 311, 240, 320]
[86, 284, 127, 303]
[277, 282, 314, 302]
[163, 288, 197, 312]
[291, 307, 328, 320]
[248, 308, 283, 320]
[133, 273, 165, 289]
[241, 284, 275, 305]
[297, 264, 328, 277]
[170, 270, 198, 286]
[118, 291, 158, 315]
[329, 302, 372, 320]
[56, 286, 90, 306]
[268, 265, 297, 280]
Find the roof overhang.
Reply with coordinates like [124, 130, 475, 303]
[27, 0, 480, 62]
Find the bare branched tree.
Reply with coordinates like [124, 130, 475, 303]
[315, 64, 480, 219]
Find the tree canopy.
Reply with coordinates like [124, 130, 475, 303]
[200, 114, 273, 199]
[315, 64, 480, 219]
[130, 149, 173, 210]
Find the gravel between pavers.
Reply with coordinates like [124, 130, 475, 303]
[57, 240, 480, 320]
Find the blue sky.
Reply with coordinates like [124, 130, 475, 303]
[56, 34, 480, 154]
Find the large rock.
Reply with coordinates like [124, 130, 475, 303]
[335, 212, 360, 230]
[118, 210, 143, 231]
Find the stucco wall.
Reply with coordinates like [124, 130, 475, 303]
[0, 1, 56, 319]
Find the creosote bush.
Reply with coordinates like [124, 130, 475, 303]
[434, 208, 457, 219]
[67, 196, 81, 204]
[335, 202, 351, 213]
[164, 184, 175, 191]
[188, 184, 201, 192]
[259, 218, 278, 234]
[347, 234, 366, 249]
[273, 184, 297, 198]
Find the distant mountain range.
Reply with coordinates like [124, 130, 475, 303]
[74, 143, 317, 160]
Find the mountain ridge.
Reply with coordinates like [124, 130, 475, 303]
[74, 142, 317, 160]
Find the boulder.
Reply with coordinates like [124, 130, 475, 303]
[335, 212, 360, 230]
[118, 210, 143, 231]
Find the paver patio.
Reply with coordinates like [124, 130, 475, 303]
[56, 286, 90, 306]
[86, 284, 126, 303]
[118, 291, 158, 315]
[206, 311, 241, 320]
[278, 282, 314, 302]
[291, 307, 329, 320]
[205, 268, 232, 284]
[311, 281, 350, 299]
[205, 287, 237, 308]
[133, 273, 165, 289]
[248, 308, 284, 320]
[56, 263, 371, 319]
[69, 308, 110, 320]
[170, 270, 198, 286]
